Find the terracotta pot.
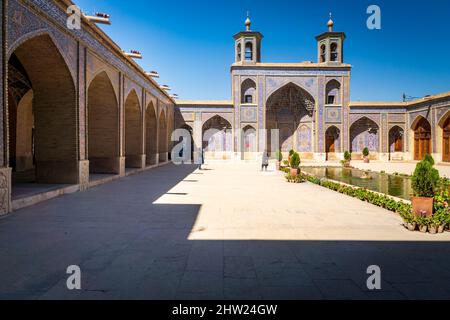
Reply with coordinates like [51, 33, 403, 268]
[411, 197, 434, 217]
[276, 161, 280, 171]
[438, 225, 446, 233]
[419, 225, 428, 233]
[290, 168, 298, 177]
[364, 156, 370, 163]
[429, 226, 437, 234]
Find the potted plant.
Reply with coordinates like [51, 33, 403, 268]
[429, 216, 439, 234]
[288, 149, 295, 163]
[275, 150, 283, 171]
[403, 213, 417, 231]
[411, 159, 440, 217]
[363, 147, 370, 163]
[416, 215, 429, 233]
[290, 152, 301, 177]
[341, 151, 352, 168]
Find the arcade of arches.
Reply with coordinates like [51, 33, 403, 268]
[3, 33, 174, 213]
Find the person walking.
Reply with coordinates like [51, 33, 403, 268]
[261, 151, 269, 171]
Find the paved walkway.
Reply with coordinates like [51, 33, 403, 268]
[1, 162, 450, 300]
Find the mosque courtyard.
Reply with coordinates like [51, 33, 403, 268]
[1, 161, 450, 300]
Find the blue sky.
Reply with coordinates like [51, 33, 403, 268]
[75, 0, 449, 102]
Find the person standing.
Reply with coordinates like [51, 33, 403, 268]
[261, 151, 269, 171]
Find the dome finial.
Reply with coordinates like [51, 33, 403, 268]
[327, 12, 334, 32]
[245, 11, 251, 31]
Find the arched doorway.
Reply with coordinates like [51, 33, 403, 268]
[87, 72, 119, 174]
[350, 117, 380, 158]
[158, 111, 167, 163]
[265, 83, 315, 156]
[325, 126, 340, 160]
[389, 126, 404, 159]
[442, 117, 450, 162]
[8, 34, 78, 193]
[179, 124, 194, 163]
[202, 115, 232, 160]
[145, 102, 158, 165]
[124, 90, 142, 168]
[413, 117, 431, 161]
[243, 125, 257, 160]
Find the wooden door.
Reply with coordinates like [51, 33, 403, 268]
[326, 134, 335, 153]
[443, 118, 450, 162]
[414, 118, 431, 161]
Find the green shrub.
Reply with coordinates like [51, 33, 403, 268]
[303, 174, 413, 217]
[285, 173, 305, 183]
[289, 149, 295, 157]
[344, 151, 351, 161]
[363, 147, 369, 157]
[275, 150, 283, 162]
[290, 152, 301, 169]
[282, 160, 290, 167]
[411, 160, 440, 197]
[423, 154, 435, 166]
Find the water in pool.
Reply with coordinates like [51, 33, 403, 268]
[301, 167, 412, 200]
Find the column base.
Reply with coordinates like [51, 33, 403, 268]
[78, 160, 90, 191]
[125, 154, 146, 169]
[159, 153, 168, 163]
[0, 167, 12, 215]
[146, 153, 158, 166]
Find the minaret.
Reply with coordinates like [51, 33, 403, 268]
[315, 13, 346, 64]
[233, 13, 263, 64]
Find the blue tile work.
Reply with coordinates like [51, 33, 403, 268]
[317, 77, 325, 152]
[297, 124, 312, 152]
[325, 107, 341, 123]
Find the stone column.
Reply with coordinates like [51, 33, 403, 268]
[314, 76, 326, 162]
[118, 73, 126, 175]
[193, 113, 202, 164]
[77, 44, 89, 189]
[379, 113, 389, 162]
[0, 0, 12, 214]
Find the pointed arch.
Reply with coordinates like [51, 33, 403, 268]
[202, 115, 232, 160]
[158, 110, 168, 163]
[242, 125, 257, 160]
[325, 79, 341, 105]
[265, 82, 315, 153]
[389, 126, 404, 154]
[350, 117, 380, 153]
[438, 110, 450, 162]
[8, 34, 78, 188]
[145, 101, 158, 165]
[88, 71, 120, 174]
[241, 78, 257, 104]
[412, 117, 432, 161]
[325, 126, 341, 156]
[124, 89, 143, 168]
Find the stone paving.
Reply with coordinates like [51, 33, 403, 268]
[1, 161, 450, 300]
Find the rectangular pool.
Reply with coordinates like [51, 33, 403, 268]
[301, 167, 412, 200]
